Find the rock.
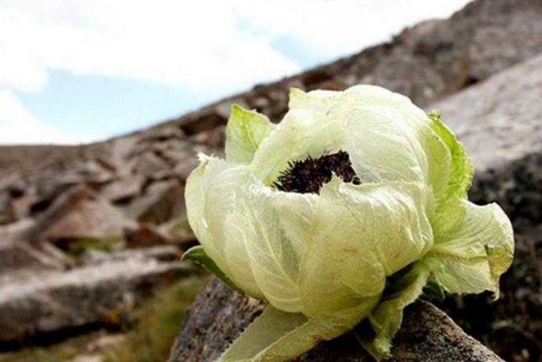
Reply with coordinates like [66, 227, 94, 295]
[432, 52, 542, 173]
[20, 186, 135, 245]
[160, 216, 196, 247]
[80, 245, 181, 266]
[0, 257, 193, 344]
[100, 175, 145, 204]
[68, 355, 102, 362]
[173, 157, 199, 180]
[125, 180, 185, 225]
[132, 152, 171, 177]
[124, 224, 170, 248]
[0, 218, 36, 243]
[421, 52, 542, 362]
[169, 279, 503, 362]
[0, 192, 15, 225]
[0, 241, 66, 275]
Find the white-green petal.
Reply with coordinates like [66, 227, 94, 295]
[428, 110, 474, 204]
[217, 300, 378, 362]
[226, 105, 274, 164]
[185, 156, 232, 277]
[185, 157, 263, 298]
[298, 178, 432, 317]
[233, 183, 305, 312]
[358, 264, 430, 360]
[340, 103, 428, 184]
[425, 200, 514, 295]
[251, 106, 346, 185]
[342, 86, 455, 206]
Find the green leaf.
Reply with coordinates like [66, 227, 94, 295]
[428, 110, 474, 204]
[226, 105, 274, 164]
[423, 281, 446, 301]
[424, 200, 514, 296]
[182, 246, 241, 292]
[357, 264, 430, 360]
[217, 300, 377, 362]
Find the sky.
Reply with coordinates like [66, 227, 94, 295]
[0, 0, 473, 145]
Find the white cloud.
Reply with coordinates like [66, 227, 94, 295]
[0, 0, 301, 95]
[0, 0, 473, 95]
[0, 0, 474, 144]
[0, 90, 94, 144]
[235, 0, 474, 60]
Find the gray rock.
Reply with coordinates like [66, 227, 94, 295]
[20, 186, 135, 245]
[131, 152, 171, 177]
[160, 216, 196, 246]
[425, 54, 542, 361]
[124, 224, 170, 248]
[432, 52, 542, 173]
[0, 218, 36, 243]
[0, 241, 65, 275]
[0, 192, 15, 225]
[80, 245, 181, 266]
[169, 280, 503, 362]
[0, 257, 192, 343]
[124, 180, 185, 225]
[100, 175, 145, 203]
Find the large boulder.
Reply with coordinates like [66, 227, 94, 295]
[20, 186, 135, 246]
[0, 240, 66, 275]
[169, 280, 503, 362]
[428, 53, 542, 362]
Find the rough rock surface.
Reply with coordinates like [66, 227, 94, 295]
[433, 54, 542, 172]
[169, 280, 503, 362]
[0, 253, 192, 345]
[0, 240, 66, 274]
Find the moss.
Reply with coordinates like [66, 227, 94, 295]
[0, 332, 109, 362]
[104, 276, 208, 362]
[66, 237, 124, 257]
[1, 276, 207, 362]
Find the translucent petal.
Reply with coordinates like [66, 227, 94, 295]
[185, 156, 232, 276]
[298, 178, 433, 317]
[226, 105, 274, 164]
[251, 105, 346, 185]
[358, 264, 430, 359]
[252, 85, 457, 199]
[185, 156, 263, 298]
[340, 103, 428, 184]
[343, 86, 457, 205]
[234, 184, 306, 312]
[425, 200, 514, 294]
[428, 110, 474, 204]
[217, 300, 377, 362]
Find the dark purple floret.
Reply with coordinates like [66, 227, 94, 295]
[273, 151, 361, 194]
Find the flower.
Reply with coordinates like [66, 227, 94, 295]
[184, 85, 514, 361]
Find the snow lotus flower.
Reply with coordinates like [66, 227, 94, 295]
[184, 85, 514, 361]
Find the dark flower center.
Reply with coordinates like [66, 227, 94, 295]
[273, 151, 361, 194]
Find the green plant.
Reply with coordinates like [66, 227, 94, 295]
[184, 85, 514, 361]
[104, 276, 207, 362]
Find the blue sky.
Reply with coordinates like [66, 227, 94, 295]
[0, 0, 473, 144]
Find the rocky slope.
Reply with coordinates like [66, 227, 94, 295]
[1, 0, 542, 360]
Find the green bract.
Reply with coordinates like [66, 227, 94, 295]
[184, 85, 514, 361]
